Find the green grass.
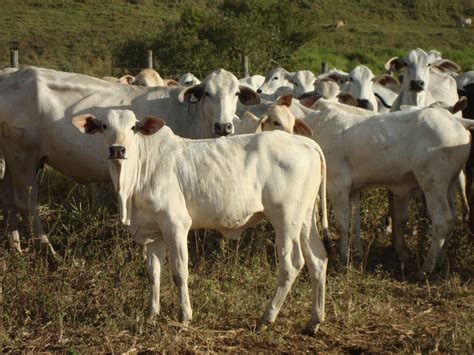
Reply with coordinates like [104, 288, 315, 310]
[0, 0, 472, 76]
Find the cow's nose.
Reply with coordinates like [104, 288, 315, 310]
[109, 145, 126, 159]
[256, 88, 262, 94]
[214, 122, 233, 137]
[410, 80, 425, 92]
[357, 99, 370, 109]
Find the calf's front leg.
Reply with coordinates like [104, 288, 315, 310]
[146, 237, 166, 319]
[161, 219, 193, 324]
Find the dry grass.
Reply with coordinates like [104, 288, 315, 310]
[1, 169, 473, 352]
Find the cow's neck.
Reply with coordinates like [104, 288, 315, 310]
[402, 87, 430, 107]
[108, 142, 142, 226]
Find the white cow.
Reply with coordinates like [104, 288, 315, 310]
[257, 68, 317, 99]
[314, 78, 341, 101]
[259, 97, 473, 276]
[289, 70, 318, 98]
[131, 68, 179, 87]
[178, 72, 201, 87]
[0, 67, 260, 254]
[73, 109, 331, 335]
[318, 65, 399, 112]
[385, 49, 469, 220]
[454, 16, 472, 27]
[385, 48, 460, 111]
[234, 97, 313, 137]
[257, 67, 294, 95]
[238, 75, 265, 91]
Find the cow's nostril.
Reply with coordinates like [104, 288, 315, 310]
[225, 123, 233, 133]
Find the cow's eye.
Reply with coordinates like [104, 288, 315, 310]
[349, 77, 353, 82]
[103, 124, 107, 129]
[294, 82, 299, 86]
[273, 76, 279, 80]
[236, 92, 240, 96]
[204, 92, 210, 97]
[273, 121, 281, 126]
[427, 63, 432, 67]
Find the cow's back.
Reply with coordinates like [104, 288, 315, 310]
[146, 131, 322, 230]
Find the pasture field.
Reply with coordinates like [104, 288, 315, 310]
[0, 0, 473, 75]
[1, 168, 473, 352]
[0, 0, 474, 352]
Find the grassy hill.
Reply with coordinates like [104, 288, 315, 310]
[0, 0, 472, 77]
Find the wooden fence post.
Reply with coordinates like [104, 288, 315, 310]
[147, 50, 153, 69]
[10, 50, 19, 68]
[321, 61, 328, 74]
[241, 54, 249, 78]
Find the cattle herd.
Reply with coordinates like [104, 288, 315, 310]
[0, 48, 473, 335]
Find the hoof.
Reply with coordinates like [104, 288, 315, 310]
[352, 255, 363, 270]
[416, 271, 428, 282]
[255, 318, 271, 333]
[145, 308, 158, 322]
[303, 322, 320, 336]
[397, 249, 411, 264]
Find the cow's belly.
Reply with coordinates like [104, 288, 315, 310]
[188, 197, 265, 230]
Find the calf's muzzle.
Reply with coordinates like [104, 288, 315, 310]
[109, 145, 126, 159]
[357, 99, 370, 109]
[410, 80, 425, 92]
[214, 122, 233, 137]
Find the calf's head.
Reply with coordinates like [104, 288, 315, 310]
[179, 69, 260, 137]
[73, 109, 165, 225]
[321, 65, 397, 111]
[385, 48, 460, 102]
[259, 95, 313, 136]
[257, 67, 294, 95]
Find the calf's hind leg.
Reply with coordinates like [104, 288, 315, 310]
[300, 207, 328, 335]
[258, 210, 305, 329]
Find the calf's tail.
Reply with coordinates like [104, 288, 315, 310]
[315, 144, 336, 261]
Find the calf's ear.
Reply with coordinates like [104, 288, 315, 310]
[277, 94, 293, 107]
[259, 115, 270, 131]
[338, 92, 359, 107]
[164, 79, 179, 87]
[300, 93, 322, 108]
[72, 114, 105, 134]
[293, 119, 313, 137]
[135, 116, 165, 135]
[433, 59, 460, 73]
[119, 74, 135, 85]
[179, 84, 205, 104]
[384, 56, 405, 72]
[373, 74, 399, 86]
[239, 86, 261, 105]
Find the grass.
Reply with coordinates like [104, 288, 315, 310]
[1, 168, 473, 352]
[0, 0, 473, 76]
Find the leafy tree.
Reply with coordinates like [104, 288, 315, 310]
[115, 0, 318, 77]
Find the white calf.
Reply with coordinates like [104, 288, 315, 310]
[73, 109, 331, 335]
